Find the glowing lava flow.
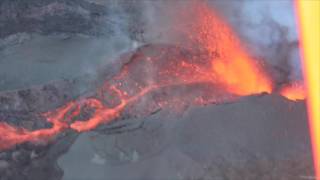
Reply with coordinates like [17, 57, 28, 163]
[70, 86, 157, 132]
[0, 102, 77, 150]
[280, 83, 306, 101]
[295, 0, 320, 178]
[0, 1, 304, 151]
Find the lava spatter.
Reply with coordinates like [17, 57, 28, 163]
[0, 1, 304, 151]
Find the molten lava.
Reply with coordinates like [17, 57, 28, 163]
[0, 1, 306, 151]
[0, 102, 76, 150]
[184, 3, 273, 95]
[280, 83, 306, 101]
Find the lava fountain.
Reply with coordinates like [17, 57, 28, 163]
[280, 83, 306, 101]
[0, 1, 305, 151]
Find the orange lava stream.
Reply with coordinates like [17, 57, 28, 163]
[69, 86, 156, 132]
[295, 0, 320, 178]
[280, 83, 306, 101]
[0, 102, 76, 150]
[0, 1, 306, 151]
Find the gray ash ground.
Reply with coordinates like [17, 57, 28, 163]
[0, 43, 314, 180]
[0, 80, 80, 180]
[0, 78, 314, 180]
[58, 94, 313, 180]
[0, 1, 314, 179]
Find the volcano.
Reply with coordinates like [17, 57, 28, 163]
[0, 43, 313, 180]
[0, 1, 313, 179]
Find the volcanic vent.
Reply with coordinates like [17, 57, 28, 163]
[0, 1, 313, 180]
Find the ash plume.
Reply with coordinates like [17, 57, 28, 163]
[114, 0, 302, 89]
[207, 0, 302, 88]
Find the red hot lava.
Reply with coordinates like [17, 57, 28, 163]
[280, 83, 306, 101]
[0, 1, 304, 151]
[178, 2, 273, 95]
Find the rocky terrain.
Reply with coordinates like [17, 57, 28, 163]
[0, 0, 314, 180]
[60, 94, 313, 180]
[0, 0, 145, 42]
[0, 80, 313, 179]
[0, 0, 106, 38]
[0, 0, 145, 92]
[0, 80, 78, 180]
[0, 43, 314, 179]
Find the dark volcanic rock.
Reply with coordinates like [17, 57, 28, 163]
[0, 132, 78, 180]
[59, 94, 314, 180]
[0, 80, 80, 180]
[0, 41, 313, 179]
[0, 0, 107, 38]
[0, 79, 81, 113]
[0, 79, 80, 131]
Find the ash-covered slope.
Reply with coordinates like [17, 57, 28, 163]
[0, 40, 312, 179]
[0, 0, 106, 38]
[0, 0, 146, 40]
[0, 77, 312, 180]
[0, 0, 145, 92]
[0, 80, 80, 180]
[59, 94, 313, 180]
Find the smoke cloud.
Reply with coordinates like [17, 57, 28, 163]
[94, 0, 301, 90]
[210, 0, 302, 87]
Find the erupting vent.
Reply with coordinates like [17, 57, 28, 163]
[0, 1, 305, 151]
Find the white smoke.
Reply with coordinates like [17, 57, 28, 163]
[207, 0, 302, 86]
[90, 0, 301, 88]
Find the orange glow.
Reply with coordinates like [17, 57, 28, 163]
[295, 0, 320, 178]
[280, 83, 306, 101]
[0, 102, 75, 150]
[0, 1, 299, 151]
[181, 2, 272, 95]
